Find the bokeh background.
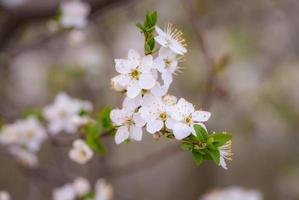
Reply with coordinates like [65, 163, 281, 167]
[1, 0, 299, 199]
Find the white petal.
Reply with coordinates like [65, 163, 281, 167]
[133, 113, 146, 127]
[169, 40, 187, 55]
[146, 120, 163, 134]
[192, 111, 211, 122]
[155, 26, 167, 36]
[127, 80, 142, 98]
[173, 123, 192, 140]
[154, 35, 168, 47]
[140, 55, 153, 73]
[176, 98, 195, 116]
[219, 157, 228, 170]
[115, 126, 129, 144]
[139, 73, 156, 89]
[111, 74, 130, 88]
[110, 109, 126, 126]
[153, 57, 166, 73]
[161, 72, 173, 85]
[114, 59, 131, 74]
[128, 49, 140, 60]
[129, 125, 143, 141]
[150, 82, 168, 97]
[159, 47, 172, 58]
[165, 118, 177, 129]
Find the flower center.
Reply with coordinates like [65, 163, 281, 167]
[126, 118, 134, 126]
[130, 69, 140, 79]
[164, 58, 172, 67]
[159, 112, 167, 121]
[26, 131, 34, 138]
[80, 149, 87, 158]
[59, 110, 67, 118]
[184, 116, 192, 124]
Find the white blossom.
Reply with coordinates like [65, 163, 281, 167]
[94, 179, 113, 200]
[69, 139, 93, 164]
[110, 97, 146, 144]
[171, 98, 211, 140]
[43, 92, 92, 135]
[53, 184, 76, 200]
[200, 186, 263, 200]
[155, 23, 187, 55]
[219, 140, 233, 170]
[0, 117, 47, 152]
[60, 0, 90, 28]
[139, 95, 176, 134]
[72, 177, 90, 197]
[154, 47, 182, 85]
[0, 191, 11, 200]
[113, 49, 157, 98]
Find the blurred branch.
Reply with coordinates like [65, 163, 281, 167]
[181, 0, 229, 108]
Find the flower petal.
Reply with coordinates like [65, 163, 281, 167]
[154, 35, 168, 47]
[192, 111, 211, 122]
[173, 123, 191, 140]
[139, 73, 156, 89]
[114, 59, 131, 74]
[153, 57, 166, 73]
[127, 80, 142, 98]
[110, 109, 126, 126]
[140, 55, 153, 73]
[155, 26, 168, 37]
[129, 125, 143, 141]
[161, 72, 173, 85]
[176, 98, 195, 116]
[128, 49, 140, 60]
[133, 113, 146, 127]
[115, 126, 129, 144]
[146, 120, 163, 134]
[169, 40, 187, 55]
[165, 118, 177, 129]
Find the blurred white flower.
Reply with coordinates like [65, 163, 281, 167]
[154, 47, 182, 85]
[69, 139, 93, 164]
[60, 0, 90, 28]
[219, 140, 233, 170]
[0, 117, 47, 152]
[70, 115, 92, 128]
[72, 177, 90, 197]
[200, 186, 263, 200]
[67, 30, 86, 45]
[0, 191, 10, 200]
[113, 49, 156, 98]
[9, 147, 38, 167]
[43, 92, 92, 135]
[110, 97, 146, 144]
[53, 184, 76, 200]
[155, 23, 187, 55]
[94, 179, 113, 200]
[171, 98, 211, 140]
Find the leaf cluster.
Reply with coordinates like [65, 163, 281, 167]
[136, 11, 158, 54]
[181, 124, 232, 166]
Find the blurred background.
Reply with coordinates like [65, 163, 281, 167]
[1, 0, 299, 199]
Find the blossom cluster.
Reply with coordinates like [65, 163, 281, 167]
[53, 177, 112, 200]
[200, 186, 263, 200]
[110, 23, 211, 144]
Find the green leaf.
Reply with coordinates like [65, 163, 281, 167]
[192, 151, 204, 166]
[206, 148, 220, 165]
[194, 124, 208, 142]
[209, 132, 232, 147]
[136, 22, 146, 33]
[98, 107, 113, 129]
[150, 11, 158, 26]
[85, 122, 106, 154]
[79, 191, 95, 200]
[146, 36, 155, 51]
[181, 141, 193, 151]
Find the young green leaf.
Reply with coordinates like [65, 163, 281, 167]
[192, 151, 204, 166]
[98, 107, 113, 129]
[181, 141, 193, 151]
[206, 148, 220, 165]
[209, 132, 232, 147]
[193, 124, 208, 142]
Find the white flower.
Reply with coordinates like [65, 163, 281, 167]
[110, 97, 146, 144]
[43, 92, 92, 135]
[139, 96, 176, 134]
[154, 47, 182, 85]
[94, 179, 113, 200]
[219, 140, 233, 170]
[113, 49, 156, 98]
[171, 98, 211, 140]
[69, 139, 93, 164]
[72, 177, 90, 197]
[53, 184, 76, 200]
[60, 0, 90, 28]
[0, 117, 47, 152]
[9, 147, 38, 167]
[67, 30, 86, 45]
[70, 115, 92, 128]
[200, 186, 263, 200]
[0, 191, 11, 200]
[155, 23, 187, 55]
